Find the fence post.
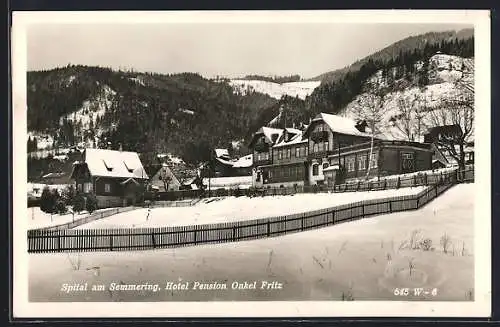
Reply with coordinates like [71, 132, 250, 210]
[110, 234, 113, 251]
[331, 210, 335, 224]
[193, 229, 197, 243]
[389, 200, 392, 213]
[424, 173, 428, 185]
[384, 179, 387, 190]
[233, 226, 237, 241]
[301, 216, 304, 231]
[361, 203, 365, 217]
[267, 221, 271, 236]
[57, 233, 61, 251]
[396, 177, 400, 189]
[413, 175, 417, 186]
[151, 233, 156, 249]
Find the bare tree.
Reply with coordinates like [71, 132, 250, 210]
[351, 89, 389, 179]
[389, 95, 427, 142]
[160, 166, 173, 192]
[424, 81, 474, 173]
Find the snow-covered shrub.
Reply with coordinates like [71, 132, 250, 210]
[72, 193, 85, 213]
[40, 187, 58, 213]
[61, 185, 76, 206]
[55, 199, 67, 215]
[85, 194, 98, 214]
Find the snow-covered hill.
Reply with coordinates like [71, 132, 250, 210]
[343, 53, 474, 144]
[229, 79, 321, 100]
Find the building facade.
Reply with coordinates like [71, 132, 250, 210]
[249, 113, 434, 188]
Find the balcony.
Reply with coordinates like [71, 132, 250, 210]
[253, 158, 272, 167]
[310, 131, 329, 143]
[308, 150, 333, 160]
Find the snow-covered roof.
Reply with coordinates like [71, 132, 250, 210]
[311, 113, 372, 138]
[83, 148, 148, 179]
[215, 148, 230, 158]
[215, 154, 253, 168]
[323, 165, 340, 172]
[274, 131, 307, 148]
[260, 127, 284, 143]
[232, 154, 253, 168]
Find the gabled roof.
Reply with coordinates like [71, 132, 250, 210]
[215, 154, 253, 168]
[83, 148, 148, 179]
[304, 113, 372, 138]
[274, 130, 308, 148]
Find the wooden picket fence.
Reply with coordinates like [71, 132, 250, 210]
[27, 170, 460, 253]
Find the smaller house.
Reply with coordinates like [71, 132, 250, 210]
[147, 162, 200, 192]
[70, 148, 149, 208]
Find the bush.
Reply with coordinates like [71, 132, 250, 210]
[55, 199, 67, 215]
[72, 193, 86, 213]
[61, 185, 76, 206]
[40, 187, 58, 214]
[233, 187, 242, 197]
[85, 194, 98, 214]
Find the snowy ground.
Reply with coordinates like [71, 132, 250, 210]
[27, 207, 123, 230]
[28, 183, 474, 301]
[76, 187, 426, 229]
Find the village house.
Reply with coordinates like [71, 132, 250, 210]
[69, 148, 149, 208]
[249, 113, 436, 188]
[146, 162, 200, 192]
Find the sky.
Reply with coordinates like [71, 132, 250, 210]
[27, 23, 472, 79]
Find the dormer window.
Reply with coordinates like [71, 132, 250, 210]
[103, 159, 113, 172]
[123, 161, 134, 173]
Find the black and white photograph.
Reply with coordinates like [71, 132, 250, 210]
[12, 10, 491, 318]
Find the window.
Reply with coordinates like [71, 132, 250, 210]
[369, 153, 378, 168]
[256, 172, 261, 182]
[295, 147, 300, 158]
[323, 162, 329, 169]
[104, 183, 111, 193]
[401, 152, 415, 171]
[325, 141, 329, 152]
[102, 159, 113, 172]
[257, 153, 261, 161]
[83, 182, 93, 193]
[312, 164, 319, 176]
[347, 157, 355, 172]
[286, 148, 291, 159]
[313, 143, 319, 153]
[278, 150, 283, 160]
[318, 142, 324, 152]
[358, 155, 367, 170]
[77, 184, 83, 192]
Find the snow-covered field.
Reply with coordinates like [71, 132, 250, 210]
[229, 79, 321, 100]
[29, 183, 474, 301]
[27, 207, 123, 230]
[76, 187, 426, 229]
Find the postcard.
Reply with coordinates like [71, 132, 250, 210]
[12, 9, 491, 318]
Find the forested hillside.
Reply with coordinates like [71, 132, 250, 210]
[27, 68, 277, 164]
